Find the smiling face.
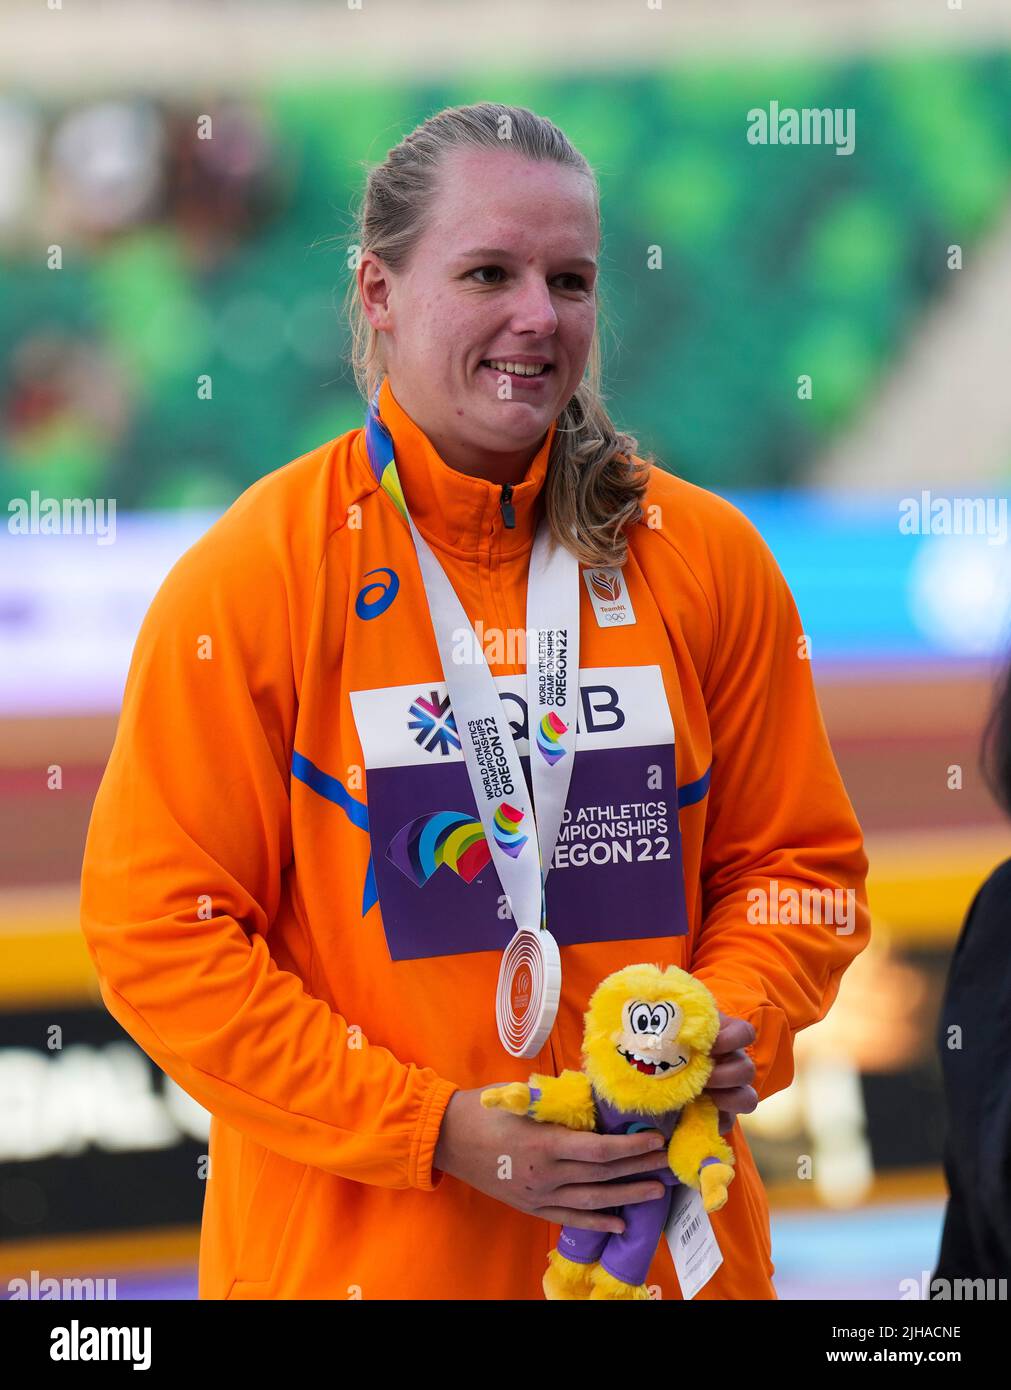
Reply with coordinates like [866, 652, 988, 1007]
[358, 145, 599, 482]
[616, 998, 689, 1078]
[583, 967, 719, 1114]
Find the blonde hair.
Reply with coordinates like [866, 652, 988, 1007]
[343, 102, 652, 568]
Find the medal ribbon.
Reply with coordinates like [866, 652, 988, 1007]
[364, 384, 579, 1053]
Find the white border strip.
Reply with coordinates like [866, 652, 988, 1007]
[2, 1, 1009, 93]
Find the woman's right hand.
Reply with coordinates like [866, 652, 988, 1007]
[432, 1085, 670, 1234]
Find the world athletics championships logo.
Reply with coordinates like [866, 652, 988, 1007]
[536, 710, 568, 765]
[589, 570, 622, 602]
[493, 802, 528, 858]
[387, 811, 491, 886]
[408, 689, 461, 755]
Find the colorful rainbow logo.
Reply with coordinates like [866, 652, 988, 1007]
[589, 569, 622, 602]
[387, 811, 491, 887]
[536, 710, 568, 765]
[492, 801, 528, 858]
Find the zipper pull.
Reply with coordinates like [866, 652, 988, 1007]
[500, 482, 516, 529]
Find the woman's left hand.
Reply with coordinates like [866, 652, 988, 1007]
[705, 1011, 759, 1136]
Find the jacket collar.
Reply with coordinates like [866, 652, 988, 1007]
[365, 375, 558, 558]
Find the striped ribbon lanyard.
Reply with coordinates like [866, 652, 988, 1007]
[364, 384, 579, 1057]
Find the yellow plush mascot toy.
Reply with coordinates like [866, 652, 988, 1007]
[482, 963, 735, 1300]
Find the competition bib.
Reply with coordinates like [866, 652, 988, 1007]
[350, 665, 689, 954]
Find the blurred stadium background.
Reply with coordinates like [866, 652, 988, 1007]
[3, 0, 1011, 1300]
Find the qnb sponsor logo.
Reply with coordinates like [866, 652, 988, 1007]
[745, 881, 857, 935]
[407, 689, 461, 755]
[50, 1320, 151, 1370]
[7, 491, 117, 544]
[746, 100, 856, 156]
[899, 490, 1007, 545]
[410, 682, 627, 758]
[8, 1271, 118, 1300]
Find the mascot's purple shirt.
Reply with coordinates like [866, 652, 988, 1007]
[550, 1085, 715, 1287]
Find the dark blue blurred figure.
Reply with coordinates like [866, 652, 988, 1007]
[933, 660, 1011, 1285]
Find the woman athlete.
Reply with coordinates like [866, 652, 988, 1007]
[80, 102, 870, 1299]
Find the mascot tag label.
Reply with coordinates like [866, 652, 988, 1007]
[664, 1184, 723, 1299]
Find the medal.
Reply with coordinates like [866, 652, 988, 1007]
[496, 924, 561, 1058]
[364, 383, 579, 1057]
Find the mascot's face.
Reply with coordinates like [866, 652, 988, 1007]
[582, 964, 719, 1114]
[616, 998, 688, 1077]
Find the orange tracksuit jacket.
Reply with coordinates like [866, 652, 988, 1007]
[79, 376, 871, 1300]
